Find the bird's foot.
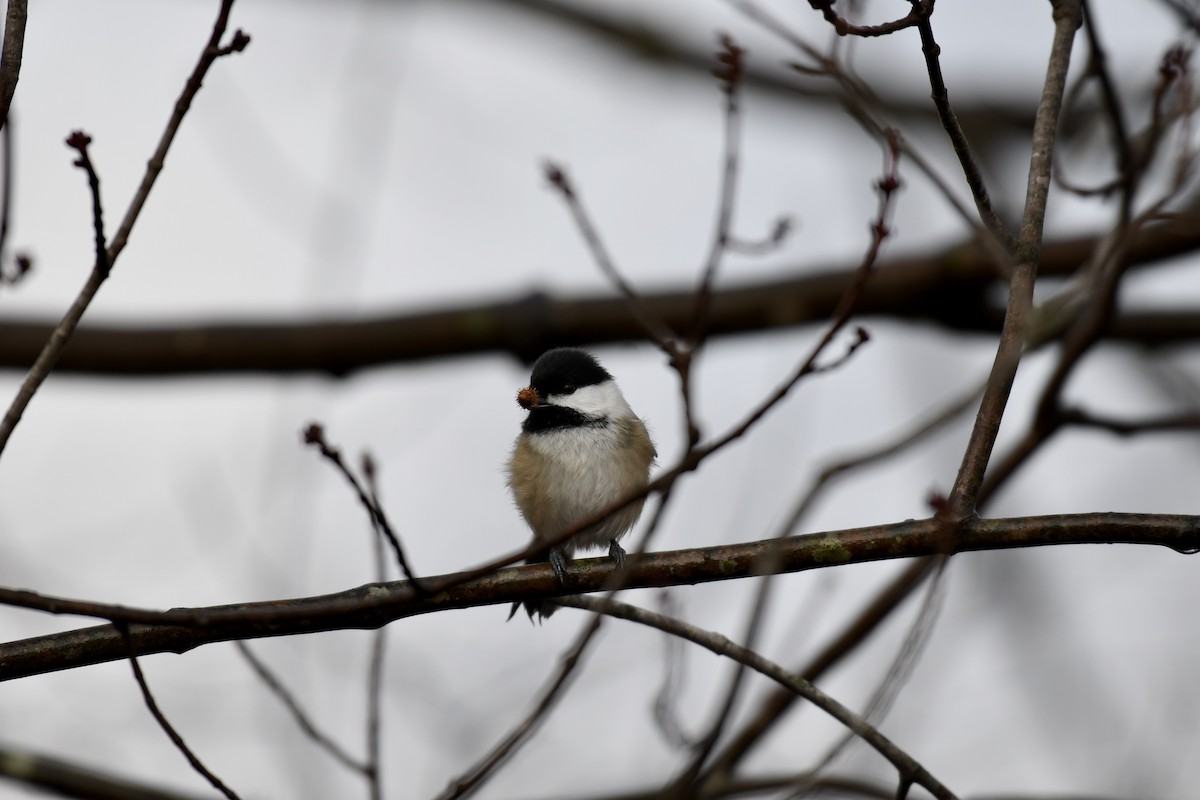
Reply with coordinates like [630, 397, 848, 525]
[548, 546, 570, 586]
[608, 539, 626, 569]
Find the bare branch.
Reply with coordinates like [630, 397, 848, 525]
[807, 0, 933, 38]
[544, 162, 680, 353]
[120, 627, 242, 800]
[946, 0, 1083, 517]
[693, 382, 982, 784]
[362, 454, 388, 800]
[64, 131, 108, 276]
[699, 558, 940, 786]
[914, 0, 1012, 246]
[105, 9, 250, 265]
[0, 743, 215, 800]
[302, 423, 423, 591]
[441, 483, 680, 797]
[0, 512, 1196, 683]
[690, 33, 748, 345]
[559, 596, 959, 800]
[434, 614, 605, 800]
[4, 211, 1200, 375]
[0, 0, 27, 130]
[235, 641, 368, 775]
[0, 0, 249, 459]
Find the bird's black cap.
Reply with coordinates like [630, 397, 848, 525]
[529, 348, 612, 397]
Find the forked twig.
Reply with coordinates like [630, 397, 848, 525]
[666, 130, 904, 789]
[945, 0, 1083, 518]
[0, 0, 249, 459]
[693, 381, 982, 785]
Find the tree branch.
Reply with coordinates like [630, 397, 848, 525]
[2, 214, 1200, 377]
[946, 0, 1083, 516]
[0, 512, 1195, 683]
[561, 595, 958, 800]
[0, 0, 248, 458]
[0, 743, 214, 800]
[0, 0, 26, 130]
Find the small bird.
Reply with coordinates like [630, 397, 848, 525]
[507, 348, 656, 621]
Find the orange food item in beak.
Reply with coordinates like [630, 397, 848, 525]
[516, 386, 540, 409]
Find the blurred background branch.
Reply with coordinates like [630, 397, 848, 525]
[3, 212, 1200, 375]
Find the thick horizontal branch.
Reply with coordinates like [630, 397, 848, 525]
[3, 216, 1200, 376]
[0, 512, 1195, 683]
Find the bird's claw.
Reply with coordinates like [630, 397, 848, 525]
[609, 539, 626, 569]
[548, 547, 569, 586]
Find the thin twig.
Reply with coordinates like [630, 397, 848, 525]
[118, 626, 242, 800]
[0, 111, 9, 274]
[559, 596, 959, 800]
[437, 486, 678, 800]
[691, 381, 981, 785]
[945, 0, 1083, 518]
[478, 135, 893, 596]
[698, 558, 940, 787]
[104, 4, 249, 265]
[434, 614, 604, 800]
[234, 641, 368, 775]
[667, 133, 903, 791]
[546, 771, 899, 800]
[65, 131, 108, 275]
[1081, 0, 1133, 203]
[651, 590, 697, 748]
[544, 162, 680, 353]
[985, 186, 1189, 501]
[991, 58, 1199, 500]
[0, 0, 27, 131]
[791, 558, 949, 795]
[807, 0, 933, 38]
[664, 544, 772, 790]
[0, 0, 248, 459]
[362, 453, 388, 800]
[680, 33, 754, 447]
[0, 112, 30, 287]
[730, 0, 992, 244]
[692, 129, 901, 461]
[1059, 408, 1200, 435]
[302, 423, 423, 592]
[912, 0, 1012, 248]
[0, 130, 109, 455]
[690, 33, 748, 345]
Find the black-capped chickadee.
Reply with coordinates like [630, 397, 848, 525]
[507, 348, 656, 621]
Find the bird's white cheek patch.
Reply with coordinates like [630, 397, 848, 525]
[550, 380, 635, 419]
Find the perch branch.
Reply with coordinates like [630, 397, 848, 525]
[0, 512, 1195, 683]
